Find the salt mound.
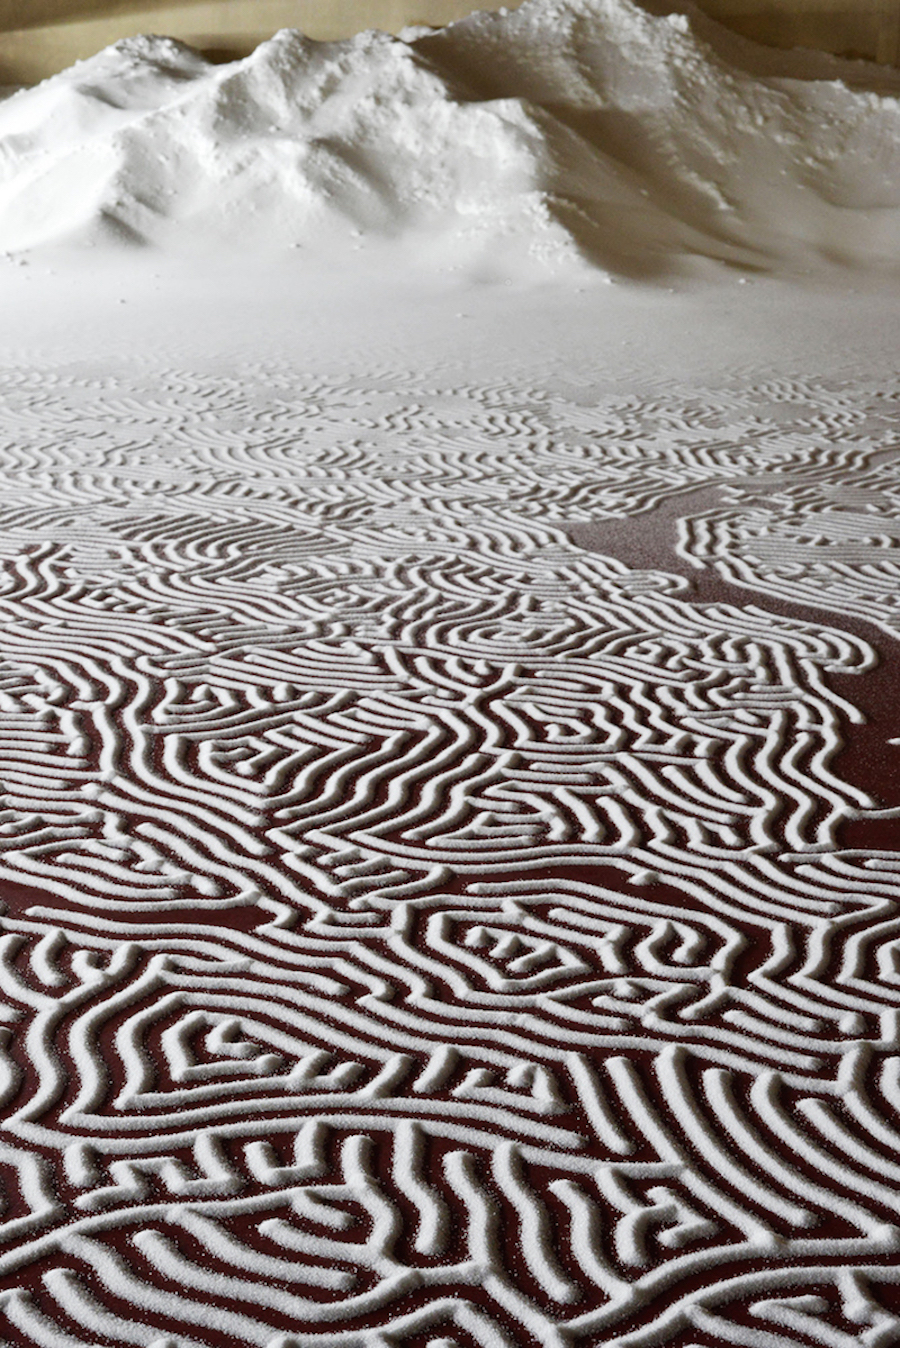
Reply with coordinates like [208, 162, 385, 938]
[3, 0, 900, 273]
[0, 25, 574, 265]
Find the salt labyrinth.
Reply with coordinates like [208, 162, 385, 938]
[1, 0, 900, 1345]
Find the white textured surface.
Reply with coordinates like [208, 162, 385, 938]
[3, 0, 900, 273]
[1, 0, 900, 1336]
[0, 263, 896, 1344]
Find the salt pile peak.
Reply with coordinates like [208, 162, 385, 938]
[0, 23, 567, 262]
[2, 0, 900, 273]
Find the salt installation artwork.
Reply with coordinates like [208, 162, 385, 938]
[1, 0, 900, 1343]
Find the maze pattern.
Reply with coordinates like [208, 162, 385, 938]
[0, 359, 896, 1344]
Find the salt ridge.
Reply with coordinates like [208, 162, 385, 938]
[3, 0, 900, 271]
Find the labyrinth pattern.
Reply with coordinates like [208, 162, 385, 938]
[0, 356, 897, 1345]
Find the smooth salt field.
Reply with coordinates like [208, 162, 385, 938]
[1, 2, 900, 1345]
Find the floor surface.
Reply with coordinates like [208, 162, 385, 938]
[0, 259, 897, 1346]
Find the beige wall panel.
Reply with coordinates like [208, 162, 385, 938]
[695, 0, 900, 61]
[0, 0, 487, 82]
[1, 0, 898, 82]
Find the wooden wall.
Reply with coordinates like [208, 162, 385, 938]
[1, 0, 898, 84]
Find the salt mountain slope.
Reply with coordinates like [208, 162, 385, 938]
[0, 27, 577, 264]
[2, 0, 900, 272]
